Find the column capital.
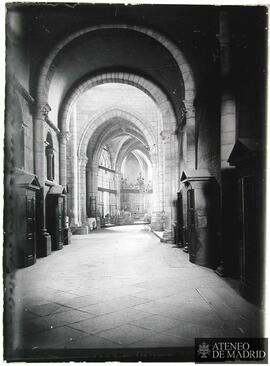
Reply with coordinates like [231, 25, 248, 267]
[179, 100, 187, 125]
[217, 34, 230, 47]
[178, 100, 195, 127]
[58, 131, 70, 143]
[160, 130, 174, 141]
[38, 103, 51, 121]
[45, 146, 54, 156]
[183, 99, 195, 114]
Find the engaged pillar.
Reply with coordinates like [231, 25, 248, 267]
[59, 131, 69, 188]
[78, 154, 88, 226]
[69, 109, 79, 227]
[34, 103, 52, 257]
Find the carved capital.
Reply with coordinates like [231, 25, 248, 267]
[183, 100, 195, 115]
[58, 131, 70, 143]
[217, 34, 230, 47]
[46, 146, 54, 156]
[177, 100, 195, 130]
[40, 103, 51, 120]
[160, 130, 173, 141]
[179, 100, 187, 125]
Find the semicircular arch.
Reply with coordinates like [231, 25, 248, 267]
[63, 72, 175, 138]
[37, 24, 195, 108]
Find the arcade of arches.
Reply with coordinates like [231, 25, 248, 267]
[4, 4, 267, 358]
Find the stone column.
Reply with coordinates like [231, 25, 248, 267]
[159, 130, 178, 239]
[45, 147, 54, 180]
[69, 108, 79, 227]
[184, 100, 196, 170]
[58, 131, 70, 243]
[216, 11, 237, 277]
[58, 131, 70, 188]
[150, 150, 164, 231]
[219, 11, 236, 168]
[86, 164, 91, 215]
[170, 133, 179, 224]
[86, 164, 98, 217]
[115, 171, 122, 211]
[34, 103, 51, 257]
[161, 130, 172, 230]
[78, 154, 88, 225]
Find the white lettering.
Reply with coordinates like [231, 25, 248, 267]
[242, 343, 250, 351]
[220, 351, 225, 358]
[242, 350, 250, 358]
[258, 351, 266, 359]
[227, 350, 235, 358]
[212, 350, 220, 358]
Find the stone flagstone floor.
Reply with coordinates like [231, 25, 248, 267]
[5, 225, 264, 352]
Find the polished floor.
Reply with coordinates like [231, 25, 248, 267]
[7, 225, 264, 351]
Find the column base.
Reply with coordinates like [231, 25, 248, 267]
[96, 217, 101, 230]
[63, 228, 72, 245]
[150, 211, 164, 231]
[87, 218, 97, 231]
[70, 225, 89, 235]
[161, 230, 174, 244]
[37, 230, 51, 257]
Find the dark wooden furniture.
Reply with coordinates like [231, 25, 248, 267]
[180, 170, 217, 267]
[14, 170, 41, 268]
[175, 191, 184, 247]
[228, 139, 264, 303]
[46, 185, 67, 251]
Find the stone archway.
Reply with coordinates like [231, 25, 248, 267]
[33, 24, 197, 238]
[62, 73, 179, 230]
[37, 24, 195, 106]
[70, 105, 161, 227]
[34, 24, 196, 187]
[97, 138, 150, 221]
[61, 72, 175, 135]
[78, 107, 157, 158]
[90, 131, 153, 227]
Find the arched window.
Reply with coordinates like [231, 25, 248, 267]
[99, 146, 111, 169]
[45, 132, 55, 181]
